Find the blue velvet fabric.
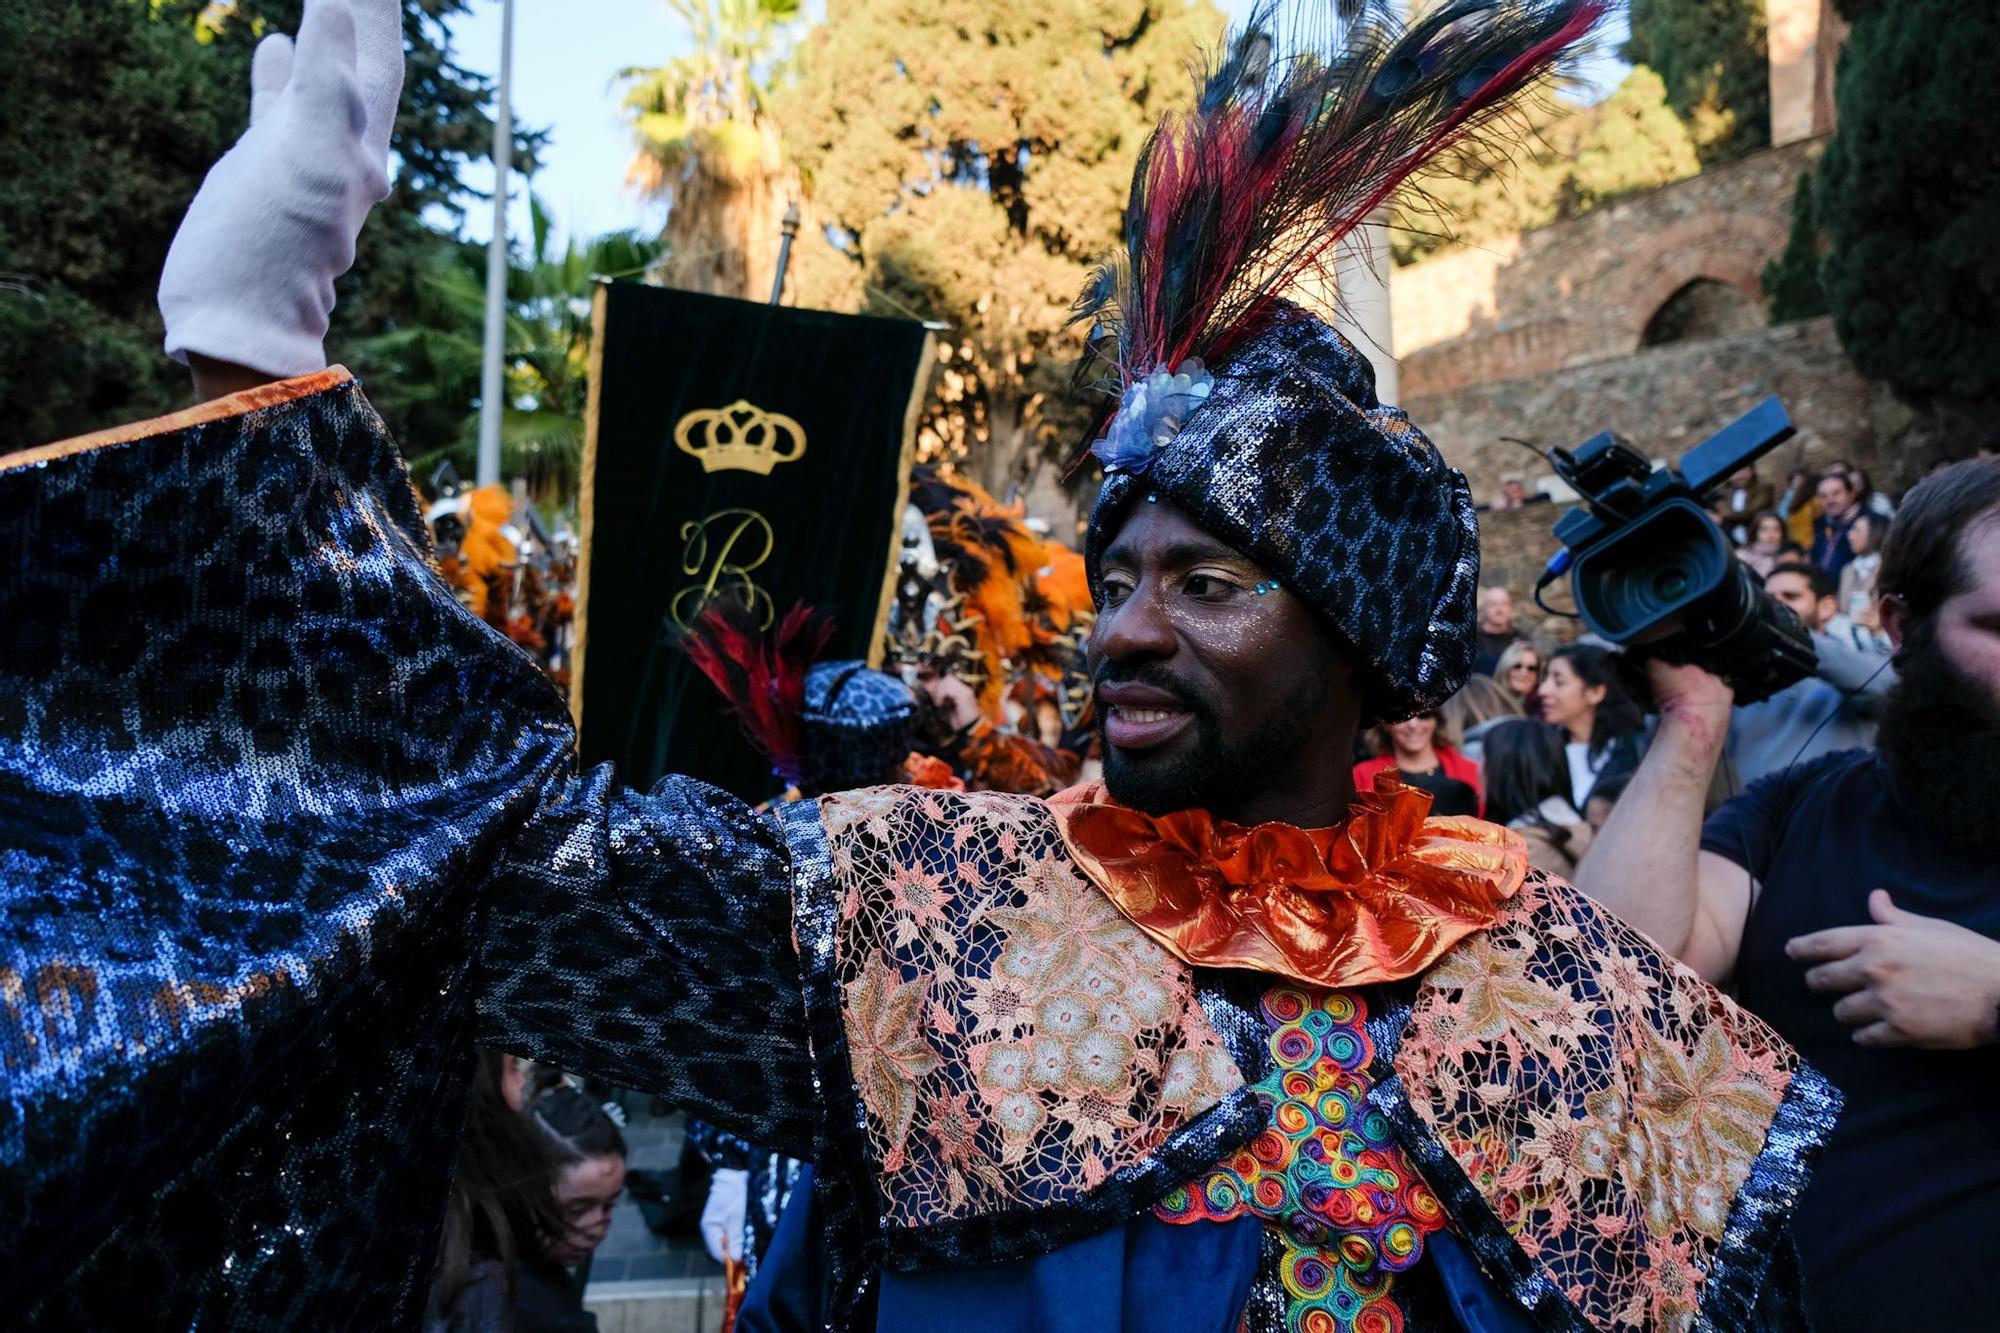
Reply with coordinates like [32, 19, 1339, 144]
[743, 1171, 1264, 1333]
[876, 1212, 1264, 1333]
[741, 1180, 1538, 1333]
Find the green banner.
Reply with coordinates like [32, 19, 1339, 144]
[574, 281, 934, 799]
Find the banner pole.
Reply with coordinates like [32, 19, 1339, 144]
[568, 282, 610, 729]
[768, 201, 801, 306]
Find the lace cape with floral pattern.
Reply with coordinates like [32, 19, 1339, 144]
[809, 787, 1833, 1330]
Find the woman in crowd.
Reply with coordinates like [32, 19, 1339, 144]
[1490, 639, 1544, 718]
[1835, 510, 1888, 647]
[1777, 466, 1820, 550]
[1352, 709, 1482, 816]
[1847, 465, 1896, 521]
[1442, 673, 1521, 764]
[1480, 718, 1594, 877]
[527, 1089, 629, 1323]
[426, 1052, 568, 1333]
[1736, 511, 1799, 579]
[1536, 643, 1644, 809]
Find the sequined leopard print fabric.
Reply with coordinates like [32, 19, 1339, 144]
[0, 375, 815, 1326]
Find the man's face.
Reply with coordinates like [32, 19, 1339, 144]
[1876, 516, 2000, 858]
[1501, 481, 1527, 505]
[1764, 570, 1829, 632]
[1089, 498, 1358, 822]
[1817, 475, 1854, 518]
[1480, 588, 1513, 632]
[1923, 516, 2000, 706]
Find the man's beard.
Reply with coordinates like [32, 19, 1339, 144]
[1097, 665, 1330, 820]
[1876, 631, 2000, 861]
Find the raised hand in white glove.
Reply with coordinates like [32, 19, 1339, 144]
[158, 0, 403, 379]
[699, 1167, 748, 1265]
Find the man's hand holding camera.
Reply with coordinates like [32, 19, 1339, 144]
[1790, 890, 2000, 1050]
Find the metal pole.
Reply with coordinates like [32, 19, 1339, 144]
[768, 201, 801, 306]
[476, 0, 516, 488]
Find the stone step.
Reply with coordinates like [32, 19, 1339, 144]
[584, 1276, 727, 1333]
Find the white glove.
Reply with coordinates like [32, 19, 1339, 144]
[699, 1168, 748, 1265]
[158, 0, 403, 378]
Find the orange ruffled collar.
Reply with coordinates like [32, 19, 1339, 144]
[1049, 774, 1528, 989]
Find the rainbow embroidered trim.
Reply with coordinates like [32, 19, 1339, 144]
[1156, 987, 1446, 1332]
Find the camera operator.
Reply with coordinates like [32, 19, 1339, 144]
[1572, 458, 2000, 1332]
[1723, 560, 1895, 788]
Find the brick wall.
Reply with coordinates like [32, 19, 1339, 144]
[1412, 315, 1945, 508]
[1391, 138, 1823, 396]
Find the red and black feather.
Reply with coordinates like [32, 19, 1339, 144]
[679, 599, 836, 787]
[1073, 0, 1607, 410]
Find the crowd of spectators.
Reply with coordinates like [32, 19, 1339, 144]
[1446, 454, 2000, 1330]
[1430, 459, 1922, 852]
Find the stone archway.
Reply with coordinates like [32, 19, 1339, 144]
[1616, 212, 1784, 352]
[1640, 278, 1764, 347]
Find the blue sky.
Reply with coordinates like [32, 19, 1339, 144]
[444, 0, 1627, 251]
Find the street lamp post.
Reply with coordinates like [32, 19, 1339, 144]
[476, 0, 516, 489]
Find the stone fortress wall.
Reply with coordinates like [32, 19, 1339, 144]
[1370, 0, 1973, 642]
[1392, 138, 1819, 404]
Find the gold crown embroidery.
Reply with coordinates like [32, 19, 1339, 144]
[673, 399, 808, 476]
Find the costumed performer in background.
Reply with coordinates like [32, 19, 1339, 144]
[889, 466, 1095, 794]
[2, 1, 1834, 1329]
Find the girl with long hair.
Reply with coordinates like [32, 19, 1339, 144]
[1536, 643, 1643, 808]
[425, 1051, 567, 1333]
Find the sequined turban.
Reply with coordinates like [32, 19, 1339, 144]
[1086, 306, 1480, 721]
[799, 660, 916, 796]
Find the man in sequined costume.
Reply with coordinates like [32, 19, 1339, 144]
[2, 2, 1838, 1329]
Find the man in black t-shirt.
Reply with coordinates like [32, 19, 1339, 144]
[1574, 458, 2000, 1332]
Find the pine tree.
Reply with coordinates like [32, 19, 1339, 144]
[769, 0, 1225, 517]
[0, 0, 540, 448]
[1815, 0, 2000, 406]
[0, 0, 240, 445]
[1393, 67, 1701, 266]
[1623, 0, 1770, 164]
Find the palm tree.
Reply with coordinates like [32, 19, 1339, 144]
[354, 198, 663, 507]
[620, 0, 801, 298]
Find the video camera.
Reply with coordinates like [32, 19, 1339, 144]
[1540, 397, 1817, 706]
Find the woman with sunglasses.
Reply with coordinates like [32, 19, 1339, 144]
[1493, 639, 1544, 718]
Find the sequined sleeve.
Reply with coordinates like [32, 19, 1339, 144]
[474, 766, 819, 1158]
